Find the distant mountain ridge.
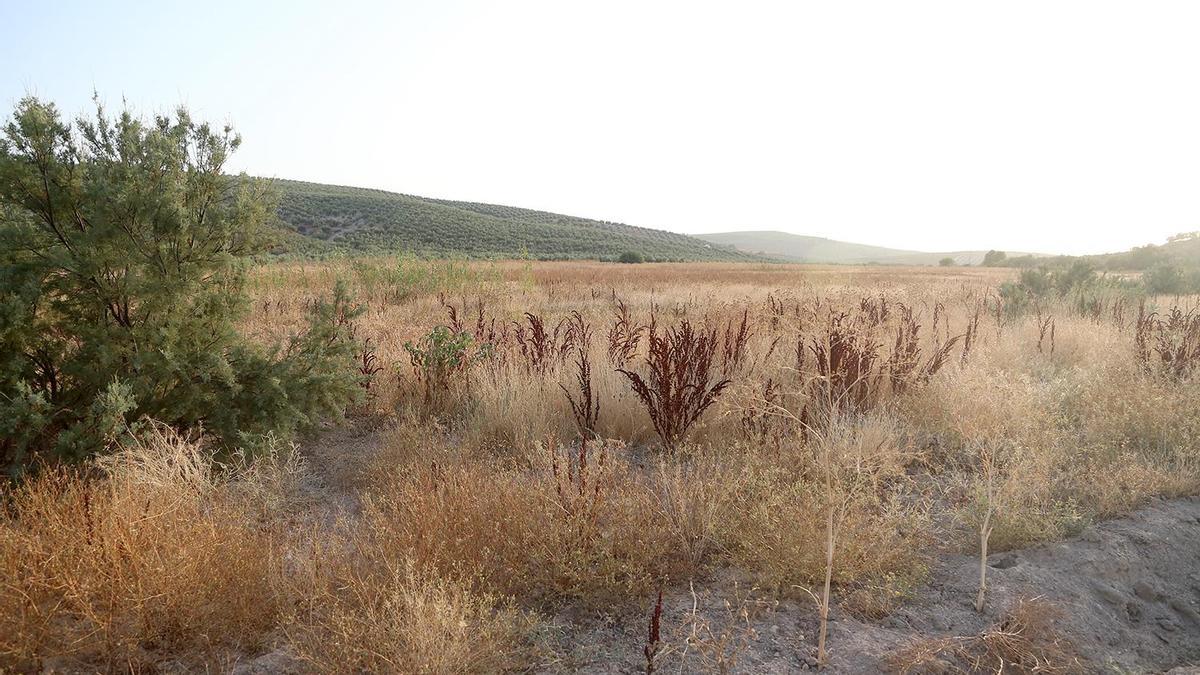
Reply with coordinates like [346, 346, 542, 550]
[696, 230, 1045, 265]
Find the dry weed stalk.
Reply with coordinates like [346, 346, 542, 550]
[721, 309, 753, 374]
[1036, 311, 1056, 354]
[643, 588, 663, 674]
[975, 444, 999, 613]
[547, 433, 611, 536]
[745, 405, 905, 668]
[1134, 303, 1200, 379]
[608, 299, 646, 366]
[351, 327, 384, 395]
[617, 320, 731, 450]
[961, 301, 981, 365]
[442, 293, 507, 352]
[767, 292, 787, 332]
[739, 378, 785, 453]
[514, 311, 579, 374]
[809, 311, 881, 413]
[679, 581, 776, 674]
[1155, 306, 1200, 379]
[560, 347, 601, 438]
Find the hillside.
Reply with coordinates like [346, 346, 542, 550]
[696, 230, 1036, 265]
[270, 179, 756, 261]
[1090, 232, 1200, 270]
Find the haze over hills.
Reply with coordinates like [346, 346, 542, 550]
[696, 231, 1046, 266]
[270, 179, 756, 262]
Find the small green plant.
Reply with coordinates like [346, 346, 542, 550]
[618, 251, 646, 264]
[403, 327, 489, 406]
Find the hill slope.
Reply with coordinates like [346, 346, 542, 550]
[1090, 232, 1200, 269]
[696, 230, 1033, 265]
[271, 179, 756, 261]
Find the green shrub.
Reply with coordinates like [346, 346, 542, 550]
[617, 251, 646, 264]
[1144, 263, 1188, 295]
[1053, 260, 1097, 295]
[1017, 268, 1054, 297]
[0, 97, 362, 475]
[403, 327, 489, 407]
[981, 250, 1008, 267]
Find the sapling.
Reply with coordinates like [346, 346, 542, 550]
[974, 442, 999, 612]
[749, 397, 894, 668]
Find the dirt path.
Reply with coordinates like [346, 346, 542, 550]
[548, 497, 1200, 673]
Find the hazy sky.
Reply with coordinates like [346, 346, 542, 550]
[3, 1, 1199, 255]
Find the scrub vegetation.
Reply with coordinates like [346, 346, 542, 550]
[3, 98, 1199, 673]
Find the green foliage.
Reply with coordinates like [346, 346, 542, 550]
[352, 255, 499, 302]
[1035, 231, 1200, 282]
[1017, 268, 1054, 297]
[403, 327, 489, 406]
[618, 251, 646, 264]
[0, 97, 362, 475]
[999, 260, 1141, 318]
[214, 283, 365, 452]
[1003, 254, 1040, 268]
[981, 250, 1008, 267]
[1143, 263, 1200, 295]
[1054, 260, 1098, 295]
[938, 257, 955, 267]
[272, 180, 757, 262]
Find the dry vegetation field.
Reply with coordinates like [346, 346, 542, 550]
[4, 260, 1200, 672]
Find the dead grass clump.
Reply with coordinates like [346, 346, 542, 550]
[0, 426, 281, 671]
[358, 451, 677, 607]
[724, 415, 930, 602]
[889, 597, 1081, 674]
[462, 369, 575, 459]
[284, 558, 534, 674]
[649, 458, 741, 575]
[675, 582, 777, 674]
[1073, 356, 1200, 464]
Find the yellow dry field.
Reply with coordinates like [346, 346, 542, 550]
[4, 259, 1198, 672]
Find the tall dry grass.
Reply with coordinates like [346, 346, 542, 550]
[0, 426, 287, 671]
[6, 260, 1199, 670]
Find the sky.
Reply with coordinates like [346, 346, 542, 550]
[3, 0, 1199, 256]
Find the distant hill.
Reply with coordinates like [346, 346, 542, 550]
[269, 179, 757, 261]
[696, 230, 1043, 266]
[1088, 232, 1200, 270]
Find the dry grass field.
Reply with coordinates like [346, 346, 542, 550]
[4, 259, 1200, 672]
